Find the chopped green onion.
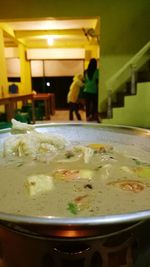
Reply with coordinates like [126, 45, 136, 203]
[67, 202, 78, 215]
[17, 162, 24, 167]
[132, 158, 150, 166]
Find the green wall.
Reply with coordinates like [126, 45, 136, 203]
[102, 82, 150, 129]
[0, 0, 150, 112]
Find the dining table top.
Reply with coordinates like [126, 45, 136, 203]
[0, 93, 34, 100]
[0, 93, 35, 123]
[0, 93, 55, 123]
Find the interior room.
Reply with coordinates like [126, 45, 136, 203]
[0, 17, 100, 125]
[0, 0, 150, 127]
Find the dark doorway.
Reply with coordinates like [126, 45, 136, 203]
[31, 59, 84, 109]
[32, 76, 73, 109]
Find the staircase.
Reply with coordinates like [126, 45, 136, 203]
[102, 81, 150, 128]
[101, 41, 150, 128]
[112, 60, 150, 109]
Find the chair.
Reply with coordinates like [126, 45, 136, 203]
[9, 84, 18, 94]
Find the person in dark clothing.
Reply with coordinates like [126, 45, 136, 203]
[83, 58, 101, 123]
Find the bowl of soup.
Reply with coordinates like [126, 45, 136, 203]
[0, 122, 150, 237]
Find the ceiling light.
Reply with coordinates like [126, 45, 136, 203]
[47, 37, 54, 45]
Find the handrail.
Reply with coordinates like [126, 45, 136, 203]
[107, 41, 150, 91]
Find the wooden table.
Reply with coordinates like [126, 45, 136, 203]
[33, 93, 55, 120]
[0, 94, 35, 123]
[48, 93, 55, 115]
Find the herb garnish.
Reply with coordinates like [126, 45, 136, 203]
[67, 202, 78, 215]
[17, 162, 24, 167]
[132, 158, 149, 166]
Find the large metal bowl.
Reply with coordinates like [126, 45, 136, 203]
[0, 122, 150, 238]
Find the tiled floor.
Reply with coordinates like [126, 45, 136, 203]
[36, 109, 87, 124]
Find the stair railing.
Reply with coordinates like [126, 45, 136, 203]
[107, 89, 112, 118]
[130, 64, 136, 95]
[106, 41, 150, 117]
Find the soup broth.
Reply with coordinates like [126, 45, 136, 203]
[0, 125, 150, 218]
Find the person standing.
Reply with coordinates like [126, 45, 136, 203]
[84, 58, 101, 123]
[67, 74, 84, 121]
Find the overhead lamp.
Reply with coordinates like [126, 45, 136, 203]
[47, 37, 54, 45]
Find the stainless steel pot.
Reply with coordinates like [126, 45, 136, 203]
[0, 123, 150, 239]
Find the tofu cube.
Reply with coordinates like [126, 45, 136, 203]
[25, 174, 54, 196]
